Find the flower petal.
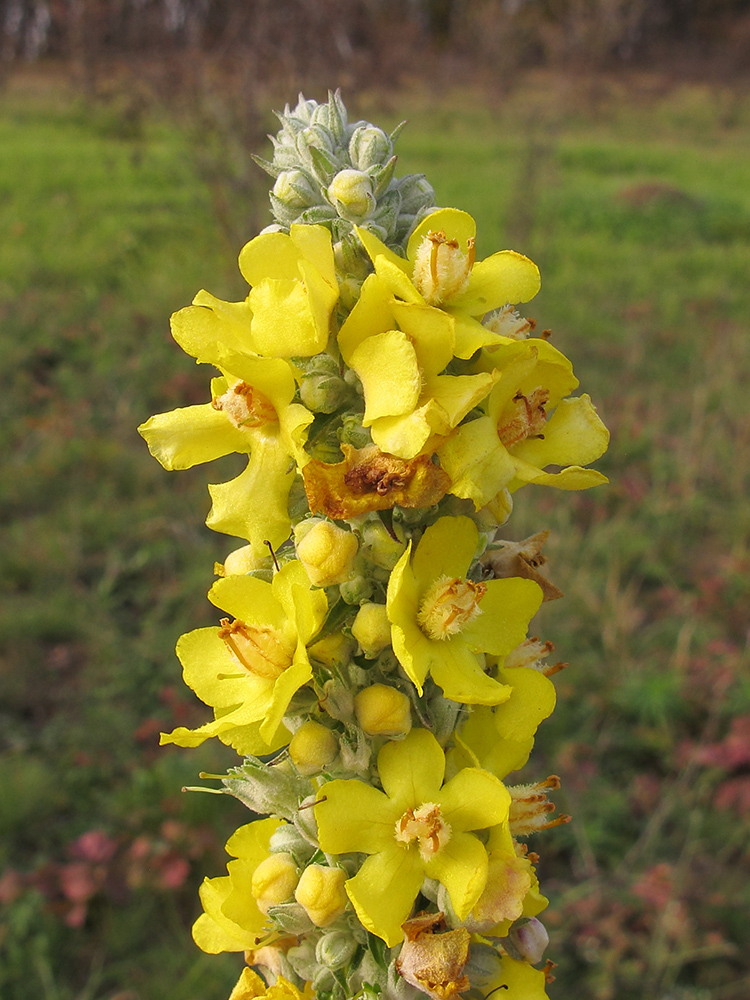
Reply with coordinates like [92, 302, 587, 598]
[138, 404, 249, 470]
[352, 330, 422, 424]
[206, 441, 295, 553]
[412, 516, 477, 591]
[438, 417, 516, 510]
[315, 780, 399, 855]
[377, 728, 445, 805]
[424, 830, 487, 920]
[429, 641, 513, 706]
[454, 250, 541, 314]
[208, 575, 286, 631]
[437, 767, 510, 832]
[406, 208, 476, 261]
[462, 578, 543, 657]
[512, 394, 610, 469]
[346, 847, 424, 947]
[338, 273, 396, 365]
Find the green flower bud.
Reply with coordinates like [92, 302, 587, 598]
[360, 518, 407, 570]
[349, 125, 392, 170]
[339, 574, 373, 605]
[300, 371, 350, 414]
[316, 929, 358, 970]
[272, 169, 318, 209]
[269, 824, 316, 862]
[327, 169, 376, 222]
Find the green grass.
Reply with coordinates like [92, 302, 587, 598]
[2, 73, 750, 1000]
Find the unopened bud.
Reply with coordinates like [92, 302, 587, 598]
[508, 917, 549, 965]
[308, 630, 355, 668]
[360, 518, 407, 570]
[251, 853, 299, 915]
[354, 683, 412, 738]
[351, 603, 391, 658]
[349, 125, 392, 170]
[295, 520, 359, 587]
[316, 929, 358, 970]
[289, 721, 339, 776]
[219, 543, 271, 577]
[328, 169, 376, 221]
[272, 169, 319, 209]
[339, 574, 373, 605]
[294, 864, 348, 927]
[300, 371, 350, 413]
[269, 824, 316, 862]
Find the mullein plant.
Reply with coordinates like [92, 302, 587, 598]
[139, 91, 609, 1000]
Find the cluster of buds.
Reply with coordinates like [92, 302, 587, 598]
[255, 90, 436, 293]
[138, 92, 609, 1000]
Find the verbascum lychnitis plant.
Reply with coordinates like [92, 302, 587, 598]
[139, 91, 609, 1000]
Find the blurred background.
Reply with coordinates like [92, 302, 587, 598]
[1, 2, 750, 999]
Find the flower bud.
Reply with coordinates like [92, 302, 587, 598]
[360, 518, 407, 570]
[349, 125, 392, 170]
[327, 169, 376, 221]
[316, 929, 358, 970]
[269, 824, 316, 862]
[251, 853, 299, 915]
[351, 603, 391, 658]
[308, 630, 355, 668]
[294, 864, 348, 927]
[339, 575, 374, 605]
[508, 917, 549, 965]
[300, 371, 350, 414]
[295, 519, 359, 587]
[272, 169, 319, 209]
[218, 543, 271, 577]
[289, 721, 339, 776]
[354, 683, 412, 738]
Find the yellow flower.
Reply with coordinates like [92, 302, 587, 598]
[192, 817, 286, 954]
[438, 339, 609, 509]
[448, 665, 558, 779]
[238, 224, 338, 358]
[315, 728, 510, 946]
[160, 561, 328, 754]
[387, 517, 543, 705]
[355, 208, 541, 359]
[138, 347, 313, 555]
[336, 278, 495, 460]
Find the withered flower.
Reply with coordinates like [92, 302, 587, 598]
[396, 912, 471, 1000]
[480, 530, 563, 602]
[303, 444, 450, 520]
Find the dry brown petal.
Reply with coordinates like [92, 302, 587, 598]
[303, 444, 450, 520]
[480, 530, 563, 602]
[396, 912, 471, 1000]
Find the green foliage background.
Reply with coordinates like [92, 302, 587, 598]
[2, 72, 750, 1000]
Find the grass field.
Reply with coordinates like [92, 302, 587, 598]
[2, 70, 750, 1000]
